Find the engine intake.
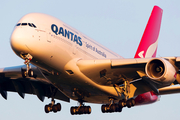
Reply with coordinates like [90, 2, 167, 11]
[146, 59, 164, 78]
[145, 58, 176, 85]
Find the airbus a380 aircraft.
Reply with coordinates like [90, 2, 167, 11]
[1, 5, 180, 115]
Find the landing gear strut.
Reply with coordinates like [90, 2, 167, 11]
[117, 80, 135, 108]
[44, 99, 61, 113]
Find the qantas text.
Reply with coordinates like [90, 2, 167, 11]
[51, 24, 82, 46]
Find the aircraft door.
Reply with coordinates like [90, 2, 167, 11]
[73, 44, 78, 55]
[46, 29, 51, 43]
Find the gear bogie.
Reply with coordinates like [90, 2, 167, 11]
[44, 103, 61, 113]
[101, 104, 122, 113]
[101, 98, 135, 113]
[70, 106, 91, 115]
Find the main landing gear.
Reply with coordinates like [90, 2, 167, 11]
[118, 98, 135, 108]
[44, 99, 61, 113]
[101, 80, 135, 113]
[44, 99, 91, 115]
[70, 102, 91, 115]
[101, 99, 135, 113]
[101, 103, 122, 113]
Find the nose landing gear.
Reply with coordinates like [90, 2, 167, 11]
[21, 54, 35, 78]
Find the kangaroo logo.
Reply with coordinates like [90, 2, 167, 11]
[138, 51, 144, 58]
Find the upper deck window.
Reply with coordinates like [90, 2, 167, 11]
[16, 23, 37, 28]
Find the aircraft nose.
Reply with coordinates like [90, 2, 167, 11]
[10, 28, 29, 55]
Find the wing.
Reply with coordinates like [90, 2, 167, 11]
[0, 64, 70, 102]
[76, 56, 180, 97]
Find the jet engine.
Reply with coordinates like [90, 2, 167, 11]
[175, 71, 180, 84]
[145, 58, 176, 85]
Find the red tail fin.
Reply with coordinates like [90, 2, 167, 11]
[134, 6, 163, 58]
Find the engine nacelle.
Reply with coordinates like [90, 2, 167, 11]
[145, 58, 176, 85]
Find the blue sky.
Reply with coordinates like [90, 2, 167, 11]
[1, 0, 180, 120]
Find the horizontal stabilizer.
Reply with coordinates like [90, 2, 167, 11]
[159, 86, 180, 95]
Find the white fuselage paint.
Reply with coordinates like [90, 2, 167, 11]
[10, 13, 123, 104]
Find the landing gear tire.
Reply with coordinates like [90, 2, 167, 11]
[21, 69, 27, 78]
[118, 99, 126, 108]
[45, 105, 51, 113]
[126, 99, 135, 108]
[84, 106, 89, 114]
[101, 105, 109, 113]
[130, 99, 135, 106]
[87, 106, 91, 114]
[70, 107, 76, 115]
[70, 107, 78, 115]
[110, 104, 116, 112]
[101, 105, 106, 113]
[21, 69, 35, 78]
[56, 103, 61, 111]
[79, 106, 85, 114]
[28, 69, 34, 77]
[126, 100, 132, 108]
[52, 105, 58, 113]
[116, 105, 122, 112]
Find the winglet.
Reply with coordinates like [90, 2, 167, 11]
[134, 6, 163, 58]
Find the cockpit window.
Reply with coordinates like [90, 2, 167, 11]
[28, 23, 32, 27]
[16, 23, 37, 28]
[16, 23, 21, 26]
[21, 23, 27, 26]
[31, 23, 36, 28]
